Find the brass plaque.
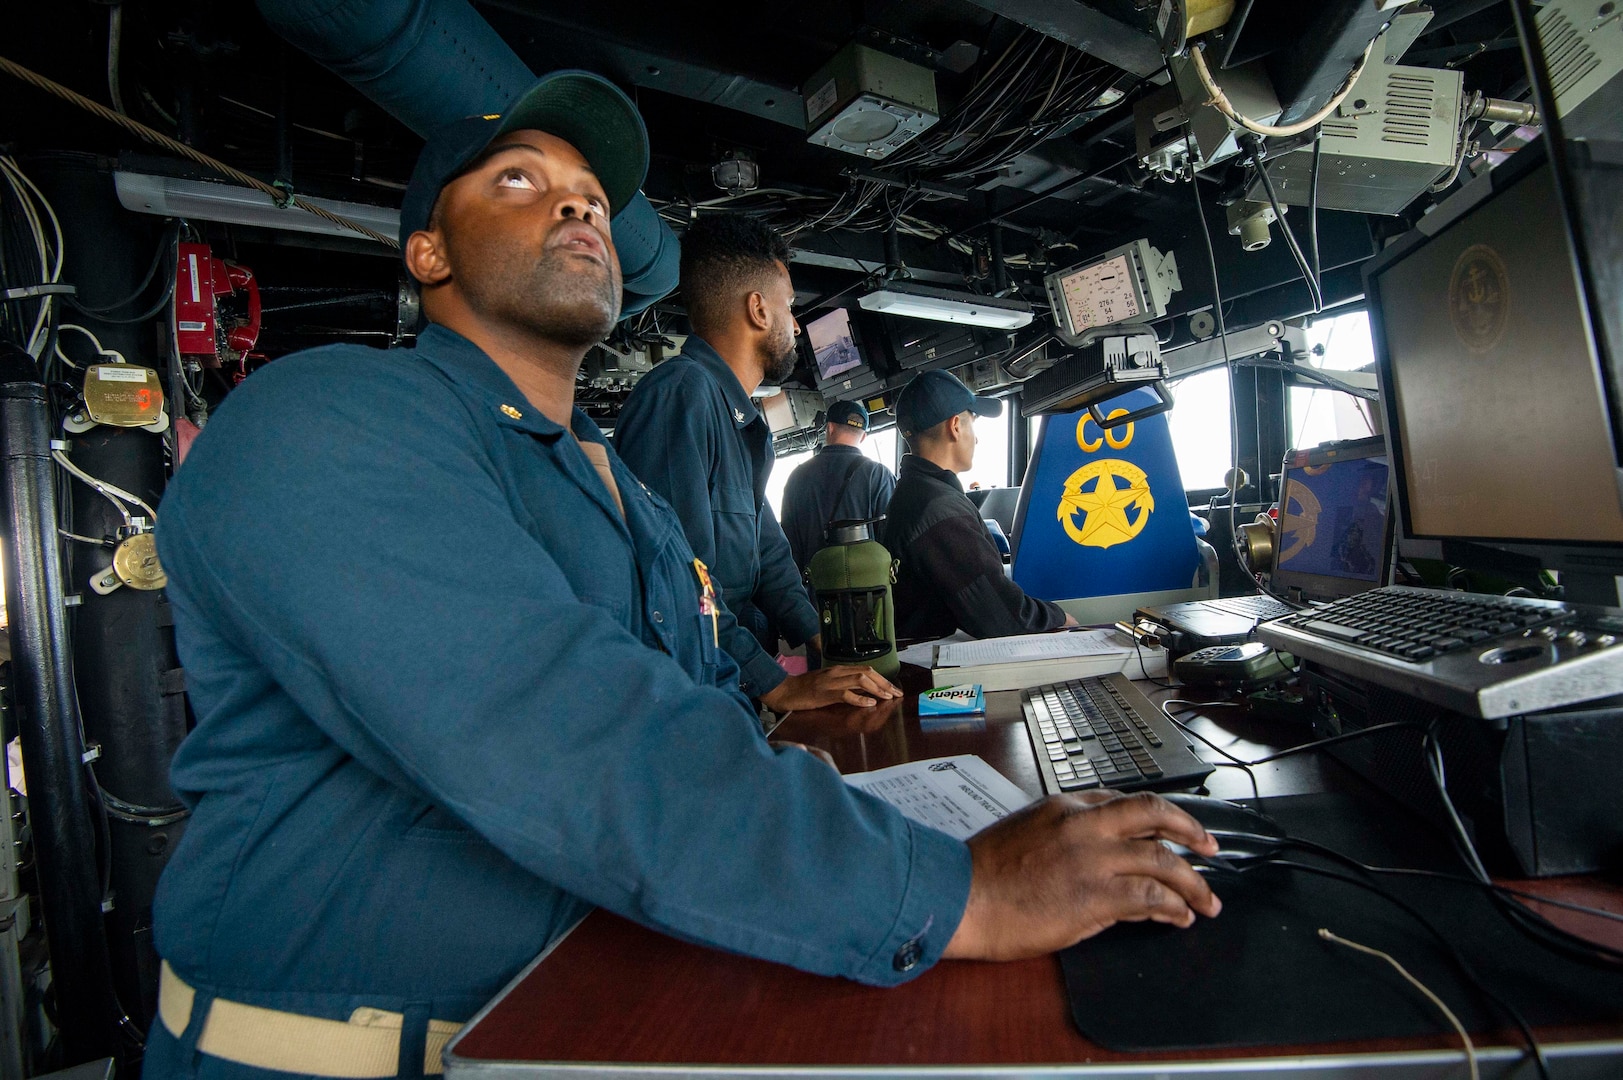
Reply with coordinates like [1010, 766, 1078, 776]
[83, 365, 165, 428]
[112, 533, 167, 591]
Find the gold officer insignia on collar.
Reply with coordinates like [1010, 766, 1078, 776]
[500, 404, 523, 419]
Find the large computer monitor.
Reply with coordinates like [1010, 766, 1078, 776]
[1365, 144, 1623, 603]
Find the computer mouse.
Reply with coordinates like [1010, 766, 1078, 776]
[1159, 793, 1288, 871]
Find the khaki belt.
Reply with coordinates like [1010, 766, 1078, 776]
[159, 961, 459, 1078]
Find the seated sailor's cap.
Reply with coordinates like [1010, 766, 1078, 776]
[896, 369, 1001, 439]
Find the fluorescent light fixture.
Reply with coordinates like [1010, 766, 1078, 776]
[857, 281, 1032, 330]
[113, 172, 399, 244]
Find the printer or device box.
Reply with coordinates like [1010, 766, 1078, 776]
[1299, 660, 1623, 878]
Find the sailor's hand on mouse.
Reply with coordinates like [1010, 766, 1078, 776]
[942, 790, 1222, 962]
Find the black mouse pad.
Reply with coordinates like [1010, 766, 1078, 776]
[1059, 792, 1623, 1051]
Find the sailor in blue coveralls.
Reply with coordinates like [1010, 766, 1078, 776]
[615, 215, 901, 710]
[146, 71, 1222, 1080]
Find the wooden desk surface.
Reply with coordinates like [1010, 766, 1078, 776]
[448, 666, 1623, 1077]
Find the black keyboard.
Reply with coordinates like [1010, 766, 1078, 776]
[1283, 587, 1566, 663]
[1206, 593, 1296, 620]
[1023, 673, 1213, 794]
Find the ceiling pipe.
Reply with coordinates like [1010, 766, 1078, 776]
[255, 0, 677, 315]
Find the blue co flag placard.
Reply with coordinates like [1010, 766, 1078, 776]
[1012, 388, 1202, 601]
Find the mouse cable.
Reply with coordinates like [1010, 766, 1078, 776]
[1160, 711, 1623, 968]
[1269, 859, 1551, 1080]
[1418, 730, 1623, 968]
[1159, 701, 1425, 802]
[1280, 834, 1623, 928]
[1318, 929, 1479, 1080]
[1209, 762, 1262, 804]
[1158, 700, 1261, 803]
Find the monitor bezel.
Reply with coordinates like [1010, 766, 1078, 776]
[1365, 141, 1623, 555]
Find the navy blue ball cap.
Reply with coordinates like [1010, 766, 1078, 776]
[827, 399, 870, 431]
[895, 369, 1001, 439]
[399, 70, 649, 252]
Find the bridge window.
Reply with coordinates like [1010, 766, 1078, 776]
[1292, 310, 1379, 449]
[1166, 366, 1235, 490]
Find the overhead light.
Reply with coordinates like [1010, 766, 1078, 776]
[113, 172, 399, 244]
[857, 281, 1032, 330]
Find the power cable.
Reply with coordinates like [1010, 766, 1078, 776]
[68, 223, 176, 316]
[106, 4, 128, 117]
[1189, 37, 1378, 139]
[1, 155, 64, 358]
[1318, 929, 1479, 1080]
[1248, 139, 1323, 314]
[1307, 127, 1323, 286]
[1183, 148, 1294, 606]
[1160, 701, 1427, 807]
[1419, 727, 1623, 967]
[52, 449, 158, 524]
[1271, 858, 1550, 1079]
[56, 324, 126, 370]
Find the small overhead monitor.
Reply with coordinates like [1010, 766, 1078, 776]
[806, 307, 886, 402]
[807, 308, 863, 382]
[1043, 239, 1181, 347]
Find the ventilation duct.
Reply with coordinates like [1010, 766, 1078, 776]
[255, 0, 676, 315]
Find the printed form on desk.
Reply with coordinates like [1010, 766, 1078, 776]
[844, 755, 1032, 840]
[935, 629, 1130, 667]
[896, 631, 973, 669]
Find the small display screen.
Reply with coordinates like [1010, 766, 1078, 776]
[807, 308, 864, 382]
[1055, 253, 1142, 336]
[1276, 457, 1390, 584]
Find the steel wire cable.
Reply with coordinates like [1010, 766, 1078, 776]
[0, 55, 399, 248]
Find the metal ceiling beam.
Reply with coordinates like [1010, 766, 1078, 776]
[599, 40, 806, 128]
[480, 3, 806, 127]
[789, 230, 967, 287]
[954, 0, 1163, 78]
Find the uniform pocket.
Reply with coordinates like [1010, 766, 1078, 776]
[575, 594, 628, 623]
[403, 803, 472, 840]
[710, 484, 758, 595]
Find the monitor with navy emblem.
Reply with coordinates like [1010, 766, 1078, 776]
[1365, 145, 1623, 602]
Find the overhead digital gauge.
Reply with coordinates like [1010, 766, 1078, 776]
[1044, 240, 1182, 347]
